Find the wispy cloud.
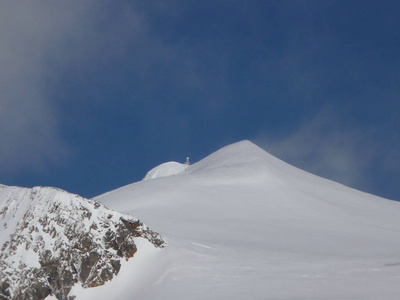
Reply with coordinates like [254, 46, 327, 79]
[0, 1, 146, 174]
[0, 1, 222, 175]
[254, 108, 383, 191]
[0, 2, 69, 172]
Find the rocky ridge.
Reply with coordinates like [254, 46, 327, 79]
[0, 186, 165, 300]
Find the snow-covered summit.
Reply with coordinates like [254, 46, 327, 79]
[186, 140, 290, 175]
[186, 140, 322, 181]
[142, 140, 267, 182]
[143, 161, 189, 181]
[91, 140, 400, 300]
[3, 140, 400, 300]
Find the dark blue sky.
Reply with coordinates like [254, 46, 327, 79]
[1, 1, 399, 200]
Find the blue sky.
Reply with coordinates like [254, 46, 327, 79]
[1, 1, 399, 200]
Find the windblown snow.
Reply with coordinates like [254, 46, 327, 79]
[86, 140, 400, 300]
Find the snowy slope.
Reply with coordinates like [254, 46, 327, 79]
[83, 141, 400, 299]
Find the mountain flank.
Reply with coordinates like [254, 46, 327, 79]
[0, 186, 165, 300]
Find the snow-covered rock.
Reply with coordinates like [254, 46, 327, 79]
[0, 186, 165, 300]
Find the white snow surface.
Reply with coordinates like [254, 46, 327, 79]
[142, 161, 189, 180]
[83, 141, 400, 299]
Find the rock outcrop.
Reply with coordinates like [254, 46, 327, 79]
[0, 186, 165, 300]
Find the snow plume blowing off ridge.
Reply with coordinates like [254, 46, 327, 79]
[0, 186, 165, 300]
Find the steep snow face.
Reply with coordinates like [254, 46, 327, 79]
[0, 186, 165, 300]
[90, 140, 400, 300]
[143, 161, 189, 180]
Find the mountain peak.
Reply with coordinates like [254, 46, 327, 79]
[195, 140, 264, 164]
[217, 140, 268, 157]
[92, 139, 400, 300]
[141, 141, 264, 181]
[216, 140, 264, 154]
[187, 140, 285, 176]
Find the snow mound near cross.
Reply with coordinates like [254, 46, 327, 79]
[143, 162, 189, 181]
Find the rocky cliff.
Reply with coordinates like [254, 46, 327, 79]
[0, 185, 165, 300]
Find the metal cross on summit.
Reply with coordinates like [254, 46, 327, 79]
[185, 156, 190, 165]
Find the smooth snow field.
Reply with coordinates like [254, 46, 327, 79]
[74, 141, 400, 299]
